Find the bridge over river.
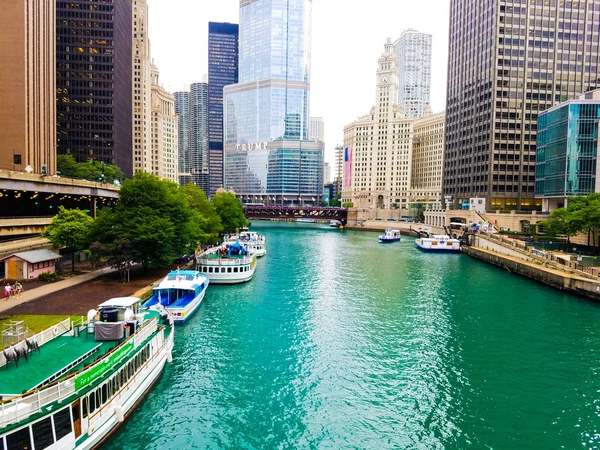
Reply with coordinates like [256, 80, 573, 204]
[243, 205, 348, 225]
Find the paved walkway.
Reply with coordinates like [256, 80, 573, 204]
[0, 267, 117, 314]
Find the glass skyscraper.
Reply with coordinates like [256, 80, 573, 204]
[223, 0, 323, 205]
[189, 81, 209, 192]
[208, 22, 239, 195]
[444, 0, 600, 211]
[174, 91, 191, 186]
[535, 91, 600, 211]
[56, 0, 133, 177]
[394, 29, 432, 119]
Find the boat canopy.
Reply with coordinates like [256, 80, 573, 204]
[97, 297, 140, 309]
[227, 242, 248, 256]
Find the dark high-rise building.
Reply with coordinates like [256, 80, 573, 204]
[444, 0, 600, 211]
[189, 80, 209, 192]
[56, 0, 133, 178]
[208, 22, 239, 195]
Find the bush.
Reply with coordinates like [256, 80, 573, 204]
[342, 202, 354, 208]
[38, 271, 60, 282]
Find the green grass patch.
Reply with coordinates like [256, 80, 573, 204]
[0, 315, 72, 335]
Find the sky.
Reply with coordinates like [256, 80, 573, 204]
[147, 0, 450, 165]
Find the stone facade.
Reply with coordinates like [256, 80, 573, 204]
[411, 110, 445, 205]
[343, 39, 414, 210]
[150, 65, 179, 182]
[132, 0, 152, 174]
[0, 0, 56, 175]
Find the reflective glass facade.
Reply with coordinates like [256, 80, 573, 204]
[56, 0, 133, 177]
[208, 22, 239, 195]
[535, 101, 600, 198]
[174, 91, 191, 186]
[224, 0, 322, 204]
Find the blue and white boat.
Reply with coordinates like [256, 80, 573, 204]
[379, 228, 401, 243]
[143, 270, 209, 323]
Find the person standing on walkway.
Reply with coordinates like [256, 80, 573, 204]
[4, 283, 11, 300]
[14, 281, 22, 299]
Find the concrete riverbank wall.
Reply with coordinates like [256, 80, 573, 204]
[464, 245, 600, 301]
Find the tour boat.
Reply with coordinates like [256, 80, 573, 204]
[142, 270, 209, 323]
[0, 297, 174, 450]
[196, 242, 257, 284]
[296, 218, 315, 223]
[228, 231, 267, 257]
[330, 220, 342, 228]
[379, 228, 401, 243]
[415, 234, 461, 252]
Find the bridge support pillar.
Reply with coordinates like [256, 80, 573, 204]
[90, 198, 97, 218]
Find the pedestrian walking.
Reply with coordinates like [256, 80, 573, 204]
[4, 283, 11, 300]
[14, 281, 23, 299]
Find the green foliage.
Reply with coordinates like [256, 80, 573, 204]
[211, 192, 247, 233]
[538, 193, 600, 247]
[329, 192, 342, 207]
[342, 202, 354, 208]
[182, 184, 223, 244]
[38, 271, 60, 282]
[57, 154, 124, 184]
[42, 206, 94, 272]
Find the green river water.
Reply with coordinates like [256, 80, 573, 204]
[105, 222, 600, 449]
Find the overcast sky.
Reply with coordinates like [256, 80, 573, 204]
[147, 0, 450, 165]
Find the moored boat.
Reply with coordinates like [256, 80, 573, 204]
[379, 228, 401, 243]
[0, 297, 174, 449]
[196, 242, 257, 284]
[296, 218, 315, 223]
[415, 234, 461, 252]
[142, 270, 209, 323]
[229, 231, 267, 257]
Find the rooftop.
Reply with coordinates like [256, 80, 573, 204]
[1, 249, 61, 264]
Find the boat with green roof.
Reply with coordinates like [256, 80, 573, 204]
[0, 296, 174, 449]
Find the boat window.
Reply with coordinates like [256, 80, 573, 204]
[101, 383, 108, 404]
[32, 417, 55, 450]
[227, 267, 232, 273]
[89, 391, 96, 414]
[53, 407, 72, 441]
[208, 267, 213, 273]
[82, 396, 88, 418]
[5, 426, 32, 450]
[234, 267, 238, 273]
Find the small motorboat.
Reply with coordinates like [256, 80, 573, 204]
[379, 228, 401, 243]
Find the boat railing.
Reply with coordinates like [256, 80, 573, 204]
[0, 316, 159, 429]
[0, 318, 70, 368]
[198, 255, 254, 266]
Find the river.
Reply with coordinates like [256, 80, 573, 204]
[105, 222, 600, 449]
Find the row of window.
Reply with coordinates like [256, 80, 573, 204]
[199, 265, 250, 274]
[83, 344, 151, 419]
[2, 406, 71, 450]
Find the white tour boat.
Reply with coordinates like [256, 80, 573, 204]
[196, 242, 257, 284]
[228, 231, 267, 257]
[0, 297, 174, 450]
[415, 234, 461, 252]
[142, 269, 209, 323]
[379, 228, 401, 243]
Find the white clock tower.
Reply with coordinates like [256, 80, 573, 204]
[375, 38, 399, 119]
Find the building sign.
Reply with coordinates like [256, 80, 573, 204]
[236, 142, 269, 151]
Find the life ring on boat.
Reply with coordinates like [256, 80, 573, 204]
[52, 326, 59, 336]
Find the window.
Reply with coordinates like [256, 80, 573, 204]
[88, 392, 96, 414]
[6, 427, 32, 450]
[13, 154, 22, 165]
[53, 408, 72, 441]
[32, 417, 55, 450]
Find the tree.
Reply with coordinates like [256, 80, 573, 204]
[42, 206, 93, 272]
[211, 192, 247, 233]
[329, 192, 342, 207]
[56, 155, 124, 183]
[182, 184, 223, 244]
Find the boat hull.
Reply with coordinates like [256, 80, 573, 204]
[168, 289, 206, 324]
[415, 241, 461, 252]
[379, 238, 401, 243]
